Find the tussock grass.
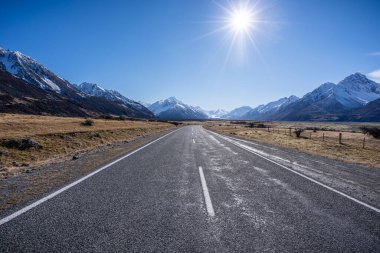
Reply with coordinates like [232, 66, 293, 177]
[0, 114, 174, 178]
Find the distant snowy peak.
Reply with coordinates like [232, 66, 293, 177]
[76, 82, 148, 111]
[256, 95, 300, 114]
[224, 106, 252, 119]
[0, 48, 67, 92]
[148, 97, 208, 120]
[207, 109, 229, 119]
[149, 97, 186, 115]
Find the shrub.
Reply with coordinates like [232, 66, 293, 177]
[3, 138, 42, 150]
[360, 126, 380, 139]
[90, 132, 101, 138]
[256, 123, 266, 128]
[230, 121, 247, 125]
[294, 128, 304, 138]
[81, 118, 94, 126]
[247, 122, 266, 128]
[118, 115, 127, 121]
[102, 115, 114, 120]
[305, 127, 330, 132]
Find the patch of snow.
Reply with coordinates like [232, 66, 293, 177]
[42, 76, 61, 92]
[0, 53, 19, 75]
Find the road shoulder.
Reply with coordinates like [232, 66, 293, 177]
[205, 127, 380, 209]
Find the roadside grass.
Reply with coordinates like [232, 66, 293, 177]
[205, 121, 380, 169]
[0, 114, 175, 178]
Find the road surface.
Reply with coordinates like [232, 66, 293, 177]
[1, 126, 379, 252]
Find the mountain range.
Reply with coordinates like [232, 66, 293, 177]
[247, 73, 380, 121]
[145, 73, 380, 122]
[0, 47, 379, 121]
[0, 48, 153, 118]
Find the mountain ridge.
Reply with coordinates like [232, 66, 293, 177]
[0, 48, 154, 118]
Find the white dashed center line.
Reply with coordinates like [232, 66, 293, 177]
[198, 166, 215, 217]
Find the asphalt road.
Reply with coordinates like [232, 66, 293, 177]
[0, 126, 379, 252]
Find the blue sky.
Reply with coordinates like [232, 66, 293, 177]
[1, 0, 380, 110]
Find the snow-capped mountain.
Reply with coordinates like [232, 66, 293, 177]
[0, 48, 154, 118]
[223, 106, 252, 119]
[299, 73, 380, 110]
[0, 48, 74, 94]
[268, 73, 380, 121]
[206, 109, 229, 119]
[148, 97, 209, 120]
[76, 82, 151, 114]
[239, 73, 380, 121]
[330, 73, 379, 107]
[242, 96, 299, 120]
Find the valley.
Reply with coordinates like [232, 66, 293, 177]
[1, 1, 379, 251]
[1, 48, 380, 122]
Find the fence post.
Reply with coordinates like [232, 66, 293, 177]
[339, 133, 342, 144]
[289, 128, 292, 136]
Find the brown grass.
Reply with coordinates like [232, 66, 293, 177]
[204, 121, 380, 169]
[0, 114, 175, 178]
[0, 114, 172, 138]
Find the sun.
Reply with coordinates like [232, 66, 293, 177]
[189, 0, 274, 66]
[229, 8, 254, 32]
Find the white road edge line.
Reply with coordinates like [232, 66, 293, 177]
[0, 128, 181, 226]
[207, 130, 380, 214]
[198, 166, 215, 217]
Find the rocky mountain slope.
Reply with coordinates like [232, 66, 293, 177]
[341, 98, 380, 122]
[75, 82, 152, 117]
[0, 48, 153, 118]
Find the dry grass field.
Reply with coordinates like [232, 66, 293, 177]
[205, 121, 380, 169]
[0, 114, 175, 178]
